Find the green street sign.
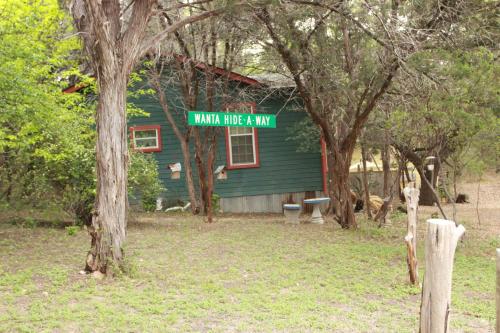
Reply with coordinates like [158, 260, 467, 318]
[188, 111, 276, 128]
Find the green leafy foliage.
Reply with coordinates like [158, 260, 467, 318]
[0, 0, 95, 219]
[0, 0, 165, 221]
[389, 48, 499, 179]
[286, 116, 321, 153]
[128, 152, 165, 212]
[211, 193, 221, 214]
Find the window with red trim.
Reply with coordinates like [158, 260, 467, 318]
[224, 103, 260, 169]
[129, 125, 162, 153]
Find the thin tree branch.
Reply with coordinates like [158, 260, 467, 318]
[139, 2, 248, 59]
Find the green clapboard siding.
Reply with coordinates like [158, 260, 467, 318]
[128, 80, 323, 202]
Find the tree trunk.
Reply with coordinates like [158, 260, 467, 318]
[420, 166, 439, 206]
[196, 157, 208, 214]
[179, 139, 200, 214]
[205, 138, 217, 223]
[379, 135, 391, 225]
[404, 187, 419, 285]
[417, 166, 448, 220]
[193, 128, 216, 223]
[374, 165, 401, 226]
[150, 73, 200, 214]
[419, 219, 465, 333]
[382, 140, 391, 200]
[361, 144, 372, 219]
[85, 75, 128, 274]
[70, 0, 220, 274]
[330, 150, 356, 229]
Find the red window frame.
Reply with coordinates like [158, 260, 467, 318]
[129, 125, 162, 153]
[224, 102, 260, 169]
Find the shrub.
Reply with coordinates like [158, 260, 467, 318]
[212, 193, 221, 214]
[65, 226, 79, 236]
[128, 151, 165, 212]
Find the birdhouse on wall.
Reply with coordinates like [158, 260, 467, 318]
[168, 162, 182, 179]
[215, 165, 227, 180]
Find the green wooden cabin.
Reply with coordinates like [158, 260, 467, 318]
[128, 66, 326, 212]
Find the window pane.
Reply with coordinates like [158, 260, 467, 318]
[135, 138, 157, 148]
[226, 103, 257, 166]
[231, 134, 254, 164]
[134, 130, 157, 139]
[229, 126, 252, 135]
[236, 104, 252, 114]
[227, 104, 253, 114]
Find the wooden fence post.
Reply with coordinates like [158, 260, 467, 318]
[496, 248, 500, 333]
[420, 219, 465, 333]
[404, 187, 420, 285]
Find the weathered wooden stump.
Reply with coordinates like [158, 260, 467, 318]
[419, 219, 465, 333]
[404, 187, 419, 285]
[496, 248, 500, 333]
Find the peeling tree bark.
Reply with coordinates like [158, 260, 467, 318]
[332, 155, 357, 229]
[419, 219, 465, 333]
[71, 0, 224, 273]
[72, 0, 157, 273]
[404, 187, 419, 285]
[85, 75, 129, 273]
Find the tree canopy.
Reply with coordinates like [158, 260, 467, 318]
[0, 0, 94, 207]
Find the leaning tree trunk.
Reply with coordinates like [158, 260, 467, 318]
[150, 73, 200, 214]
[419, 219, 465, 333]
[420, 163, 439, 206]
[180, 139, 201, 214]
[404, 187, 420, 285]
[86, 75, 129, 273]
[416, 166, 448, 220]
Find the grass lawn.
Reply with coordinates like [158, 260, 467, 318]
[0, 212, 496, 332]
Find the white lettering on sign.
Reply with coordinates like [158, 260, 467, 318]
[223, 114, 243, 126]
[188, 111, 276, 128]
[255, 115, 270, 126]
[196, 113, 221, 125]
